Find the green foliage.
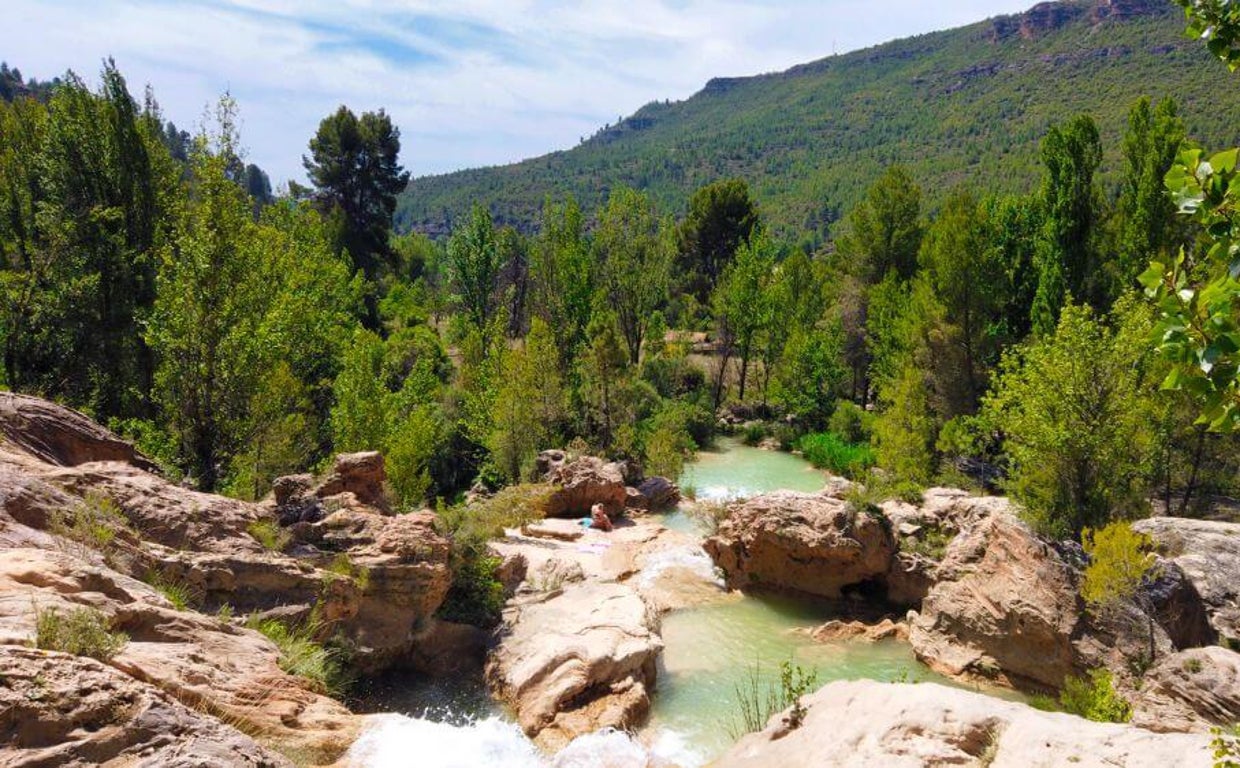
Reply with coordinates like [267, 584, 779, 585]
[828, 401, 873, 444]
[435, 485, 552, 627]
[486, 318, 565, 483]
[1212, 725, 1240, 768]
[1175, 0, 1240, 70]
[677, 178, 760, 304]
[303, 105, 409, 294]
[772, 319, 846, 429]
[1080, 521, 1158, 610]
[1058, 669, 1132, 724]
[873, 365, 938, 486]
[244, 614, 349, 696]
[712, 229, 776, 402]
[595, 185, 673, 364]
[445, 205, 504, 334]
[795, 432, 875, 479]
[729, 660, 819, 739]
[34, 604, 128, 661]
[324, 553, 370, 593]
[1143, 143, 1240, 432]
[644, 402, 701, 478]
[839, 165, 923, 283]
[529, 196, 594, 372]
[247, 518, 291, 552]
[982, 303, 1153, 539]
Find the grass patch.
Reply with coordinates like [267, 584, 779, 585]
[795, 432, 875, 478]
[902, 526, 954, 561]
[247, 518, 291, 552]
[34, 604, 128, 661]
[143, 570, 198, 610]
[50, 491, 129, 561]
[685, 500, 730, 535]
[323, 553, 370, 593]
[741, 423, 768, 446]
[244, 614, 349, 696]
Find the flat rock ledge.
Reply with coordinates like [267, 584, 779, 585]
[711, 679, 1214, 768]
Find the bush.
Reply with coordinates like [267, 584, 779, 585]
[1058, 669, 1131, 723]
[245, 614, 349, 696]
[796, 432, 876, 478]
[35, 605, 128, 661]
[741, 423, 768, 446]
[828, 401, 872, 444]
[435, 485, 553, 627]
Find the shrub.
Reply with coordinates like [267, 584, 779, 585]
[1058, 669, 1131, 723]
[245, 614, 349, 696]
[435, 484, 553, 627]
[247, 518, 291, 552]
[34, 605, 128, 661]
[795, 432, 876, 478]
[729, 660, 819, 739]
[828, 401, 873, 444]
[741, 423, 768, 446]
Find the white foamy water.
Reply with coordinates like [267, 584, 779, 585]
[346, 715, 690, 768]
[636, 545, 724, 591]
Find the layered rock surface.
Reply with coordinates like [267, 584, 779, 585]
[0, 645, 290, 768]
[711, 680, 1213, 768]
[702, 491, 895, 598]
[486, 581, 663, 750]
[1135, 516, 1240, 646]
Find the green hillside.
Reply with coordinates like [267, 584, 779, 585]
[397, 0, 1240, 243]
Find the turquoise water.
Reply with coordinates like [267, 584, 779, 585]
[642, 439, 1007, 766]
[680, 437, 828, 500]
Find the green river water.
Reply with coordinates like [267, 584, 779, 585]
[642, 438, 965, 763]
[353, 438, 1015, 767]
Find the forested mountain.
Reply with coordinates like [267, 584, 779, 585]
[397, 0, 1238, 246]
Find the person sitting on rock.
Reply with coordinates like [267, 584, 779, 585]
[590, 503, 614, 532]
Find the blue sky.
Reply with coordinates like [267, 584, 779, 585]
[3, 1, 1036, 185]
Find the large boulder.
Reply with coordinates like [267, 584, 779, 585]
[711, 680, 1213, 768]
[1134, 516, 1240, 646]
[702, 491, 895, 598]
[0, 645, 290, 767]
[908, 510, 1174, 690]
[908, 512, 1084, 688]
[486, 581, 662, 750]
[1131, 646, 1240, 733]
[636, 476, 680, 511]
[0, 391, 159, 471]
[543, 456, 627, 518]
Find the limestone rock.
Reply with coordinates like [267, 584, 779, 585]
[0, 391, 158, 471]
[486, 581, 662, 750]
[636, 476, 679, 511]
[312, 451, 389, 511]
[544, 457, 627, 518]
[908, 512, 1084, 688]
[1134, 516, 1240, 645]
[702, 491, 895, 598]
[0, 645, 290, 767]
[711, 680, 1213, 768]
[1132, 646, 1240, 733]
[0, 548, 359, 763]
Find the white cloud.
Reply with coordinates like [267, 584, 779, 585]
[1, 0, 1036, 183]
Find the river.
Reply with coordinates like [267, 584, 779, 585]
[347, 438, 998, 767]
